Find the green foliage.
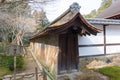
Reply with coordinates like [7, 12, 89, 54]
[0, 54, 6, 65]
[7, 57, 14, 71]
[0, 66, 12, 77]
[33, 9, 49, 32]
[22, 38, 30, 46]
[99, 66, 120, 80]
[98, 0, 112, 14]
[0, 45, 3, 53]
[0, 54, 25, 71]
[84, 0, 112, 18]
[7, 56, 25, 71]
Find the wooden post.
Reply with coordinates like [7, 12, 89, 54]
[35, 67, 38, 80]
[43, 72, 47, 80]
[14, 48, 17, 80]
[103, 25, 106, 55]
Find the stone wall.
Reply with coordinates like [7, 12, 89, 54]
[79, 54, 120, 71]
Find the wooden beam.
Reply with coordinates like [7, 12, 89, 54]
[103, 25, 106, 55]
[78, 44, 103, 47]
[76, 34, 80, 71]
[78, 43, 120, 47]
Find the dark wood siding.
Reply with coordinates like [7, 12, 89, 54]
[58, 32, 78, 74]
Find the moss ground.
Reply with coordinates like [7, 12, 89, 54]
[99, 66, 120, 80]
[0, 66, 13, 77]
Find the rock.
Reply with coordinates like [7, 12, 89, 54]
[86, 60, 107, 69]
[112, 56, 120, 66]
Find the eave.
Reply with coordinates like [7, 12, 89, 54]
[30, 3, 101, 40]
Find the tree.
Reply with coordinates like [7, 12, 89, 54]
[33, 9, 49, 32]
[38, 9, 49, 29]
[83, 9, 97, 18]
[0, 0, 31, 54]
[98, 0, 112, 14]
[84, 0, 112, 18]
[0, 0, 56, 52]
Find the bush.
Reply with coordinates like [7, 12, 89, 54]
[22, 38, 30, 46]
[0, 54, 8, 66]
[0, 45, 3, 53]
[7, 56, 14, 71]
[0, 52, 25, 71]
[0, 66, 12, 77]
[7, 56, 25, 71]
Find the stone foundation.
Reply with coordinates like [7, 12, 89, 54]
[79, 54, 120, 70]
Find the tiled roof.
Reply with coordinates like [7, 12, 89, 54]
[87, 18, 120, 25]
[30, 3, 101, 40]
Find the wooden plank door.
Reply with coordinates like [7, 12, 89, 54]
[58, 33, 79, 74]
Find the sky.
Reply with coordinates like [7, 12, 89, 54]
[31, 0, 102, 21]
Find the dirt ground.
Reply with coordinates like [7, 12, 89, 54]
[18, 52, 41, 80]
[58, 70, 109, 80]
[21, 53, 109, 80]
[17, 49, 110, 80]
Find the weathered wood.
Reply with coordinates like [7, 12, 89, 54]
[79, 42, 120, 47]
[35, 67, 38, 80]
[103, 25, 106, 55]
[43, 72, 47, 80]
[30, 35, 58, 78]
[58, 31, 78, 74]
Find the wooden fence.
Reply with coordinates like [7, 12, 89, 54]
[0, 67, 55, 80]
[0, 47, 55, 80]
[0, 67, 42, 80]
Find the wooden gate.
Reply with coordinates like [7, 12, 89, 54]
[58, 33, 79, 74]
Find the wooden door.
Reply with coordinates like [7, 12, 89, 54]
[58, 33, 79, 74]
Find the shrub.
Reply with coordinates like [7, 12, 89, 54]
[0, 54, 8, 66]
[22, 38, 30, 46]
[0, 45, 3, 53]
[7, 56, 25, 71]
[7, 56, 14, 71]
[0, 66, 12, 77]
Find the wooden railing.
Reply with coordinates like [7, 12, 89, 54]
[42, 67, 55, 80]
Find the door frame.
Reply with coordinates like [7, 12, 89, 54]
[58, 33, 79, 74]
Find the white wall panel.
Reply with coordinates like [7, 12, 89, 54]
[78, 24, 120, 56]
[106, 45, 120, 54]
[79, 46, 104, 56]
[106, 25, 120, 44]
[78, 25, 103, 45]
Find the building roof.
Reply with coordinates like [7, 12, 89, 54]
[87, 18, 120, 25]
[97, 0, 120, 19]
[30, 3, 101, 40]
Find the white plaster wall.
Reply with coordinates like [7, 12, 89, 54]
[106, 25, 120, 54]
[106, 25, 120, 44]
[79, 46, 104, 56]
[78, 24, 120, 56]
[78, 24, 104, 56]
[106, 45, 120, 54]
[78, 25, 103, 45]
